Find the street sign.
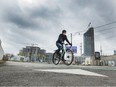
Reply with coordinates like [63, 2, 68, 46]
[66, 46, 77, 53]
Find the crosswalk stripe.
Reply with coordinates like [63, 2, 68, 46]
[34, 69, 108, 77]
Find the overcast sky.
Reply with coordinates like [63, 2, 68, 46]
[0, 0, 116, 55]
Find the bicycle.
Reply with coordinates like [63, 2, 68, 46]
[52, 43, 74, 65]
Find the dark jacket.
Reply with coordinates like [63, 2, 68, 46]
[56, 34, 70, 44]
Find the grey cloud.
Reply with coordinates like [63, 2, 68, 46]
[28, 5, 63, 30]
[76, 0, 115, 22]
[5, 11, 39, 29]
[1, 0, 62, 30]
[0, 0, 116, 54]
[2, 6, 40, 29]
[30, 6, 62, 19]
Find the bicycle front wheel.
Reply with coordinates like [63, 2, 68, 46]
[52, 52, 60, 65]
[63, 49, 74, 65]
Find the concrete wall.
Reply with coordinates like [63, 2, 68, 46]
[101, 55, 116, 66]
[0, 40, 4, 60]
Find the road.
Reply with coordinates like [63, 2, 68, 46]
[0, 61, 116, 86]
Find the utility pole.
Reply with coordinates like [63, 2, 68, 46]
[80, 43, 83, 65]
[71, 33, 73, 45]
[80, 43, 82, 56]
[100, 45, 102, 56]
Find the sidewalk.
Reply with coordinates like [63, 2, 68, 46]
[5, 61, 116, 71]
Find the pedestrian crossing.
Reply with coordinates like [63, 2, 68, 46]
[34, 69, 108, 77]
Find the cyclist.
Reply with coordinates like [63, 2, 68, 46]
[56, 30, 72, 56]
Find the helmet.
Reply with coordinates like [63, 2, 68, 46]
[62, 30, 67, 33]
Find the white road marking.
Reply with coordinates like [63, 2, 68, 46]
[34, 69, 108, 77]
[24, 66, 29, 67]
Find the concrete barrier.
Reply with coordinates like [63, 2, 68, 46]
[101, 55, 116, 66]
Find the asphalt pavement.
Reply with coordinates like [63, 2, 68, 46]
[0, 61, 116, 86]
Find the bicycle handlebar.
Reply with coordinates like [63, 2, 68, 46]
[65, 44, 69, 46]
[64, 43, 72, 49]
[64, 43, 72, 46]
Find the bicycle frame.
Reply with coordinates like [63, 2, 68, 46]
[60, 44, 66, 59]
[60, 44, 71, 59]
[53, 43, 73, 65]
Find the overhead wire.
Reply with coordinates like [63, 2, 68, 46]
[95, 21, 116, 29]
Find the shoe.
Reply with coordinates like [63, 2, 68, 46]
[59, 61, 64, 64]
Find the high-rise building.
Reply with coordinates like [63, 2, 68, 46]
[0, 40, 4, 60]
[83, 27, 95, 64]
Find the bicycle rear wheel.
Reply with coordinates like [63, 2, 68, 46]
[52, 51, 60, 65]
[63, 49, 74, 65]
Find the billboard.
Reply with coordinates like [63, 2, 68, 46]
[66, 46, 77, 53]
